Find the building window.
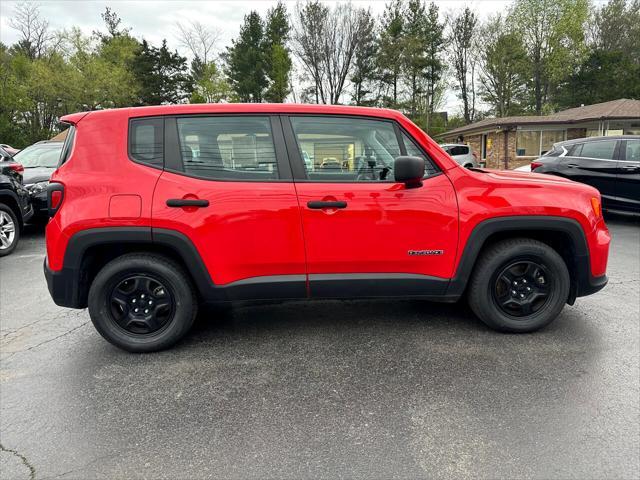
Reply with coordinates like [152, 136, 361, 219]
[516, 131, 541, 156]
[541, 131, 565, 155]
[516, 130, 566, 157]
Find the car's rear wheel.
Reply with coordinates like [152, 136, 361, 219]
[88, 253, 197, 352]
[468, 238, 570, 332]
[0, 204, 19, 257]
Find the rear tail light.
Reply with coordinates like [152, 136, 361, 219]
[8, 163, 24, 175]
[47, 182, 65, 217]
[530, 161, 543, 171]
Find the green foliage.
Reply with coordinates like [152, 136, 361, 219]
[478, 15, 528, 117]
[133, 39, 192, 105]
[350, 9, 378, 106]
[190, 61, 234, 104]
[263, 2, 292, 102]
[377, 0, 405, 106]
[225, 12, 268, 102]
[509, 0, 590, 114]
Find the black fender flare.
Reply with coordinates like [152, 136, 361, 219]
[444, 215, 599, 301]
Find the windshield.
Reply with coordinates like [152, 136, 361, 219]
[13, 143, 63, 168]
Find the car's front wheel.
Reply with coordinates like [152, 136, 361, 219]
[0, 203, 19, 257]
[468, 238, 570, 332]
[88, 253, 197, 352]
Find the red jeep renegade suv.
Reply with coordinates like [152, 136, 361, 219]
[44, 104, 610, 352]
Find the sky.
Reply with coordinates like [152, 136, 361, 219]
[0, 0, 514, 112]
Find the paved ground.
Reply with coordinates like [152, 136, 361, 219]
[1, 216, 638, 480]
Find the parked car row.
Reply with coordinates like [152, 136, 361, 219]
[530, 136, 639, 214]
[0, 141, 64, 256]
[445, 136, 639, 215]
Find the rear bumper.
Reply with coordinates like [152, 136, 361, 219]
[44, 258, 84, 308]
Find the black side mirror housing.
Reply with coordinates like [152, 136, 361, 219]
[394, 156, 425, 188]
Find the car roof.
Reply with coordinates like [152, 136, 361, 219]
[62, 103, 406, 124]
[556, 135, 640, 147]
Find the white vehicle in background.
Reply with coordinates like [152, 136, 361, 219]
[440, 144, 478, 168]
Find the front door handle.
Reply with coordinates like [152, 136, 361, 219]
[566, 163, 579, 168]
[166, 198, 209, 208]
[307, 201, 347, 209]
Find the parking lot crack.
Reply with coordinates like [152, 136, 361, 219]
[0, 442, 36, 480]
[2, 320, 90, 360]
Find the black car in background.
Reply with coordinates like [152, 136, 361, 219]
[532, 136, 640, 214]
[0, 147, 33, 256]
[12, 140, 64, 221]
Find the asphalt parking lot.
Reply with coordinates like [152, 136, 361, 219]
[1, 216, 639, 480]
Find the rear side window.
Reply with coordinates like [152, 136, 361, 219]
[129, 118, 164, 168]
[624, 139, 640, 161]
[176, 116, 279, 180]
[448, 145, 469, 156]
[578, 140, 617, 160]
[58, 126, 76, 166]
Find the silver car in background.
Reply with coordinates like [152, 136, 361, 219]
[440, 144, 478, 168]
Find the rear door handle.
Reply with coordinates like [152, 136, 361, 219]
[621, 164, 640, 171]
[307, 201, 347, 209]
[166, 199, 209, 208]
[566, 163, 579, 168]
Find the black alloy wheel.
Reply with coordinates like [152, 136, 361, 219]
[492, 260, 551, 317]
[109, 275, 175, 335]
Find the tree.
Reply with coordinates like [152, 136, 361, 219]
[477, 15, 528, 117]
[592, 0, 640, 62]
[420, 2, 445, 126]
[94, 7, 132, 42]
[448, 7, 478, 123]
[263, 2, 292, 102]
[133, 39, 192, 105]
[509, 0, 589, 114]
[350, 9, 377, 106]
[402, 0, 428, 116]
[377, 0, 405, 107]
[175, 20, 220, 66]
[225, 11, 268, 102]
[292, 1, 369, 104]
[190, 61, 234, 103]
[9, 3, 56, 59]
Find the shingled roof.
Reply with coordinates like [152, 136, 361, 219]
[442, 99, 640, 137]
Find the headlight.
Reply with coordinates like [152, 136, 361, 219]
[26, 181, 49, 195]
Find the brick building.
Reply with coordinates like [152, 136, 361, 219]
[440, 99, 640, 169]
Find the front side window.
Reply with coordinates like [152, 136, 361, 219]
[290, 116, 438, 182]
[290, 116, 401, 182]
[579, 140, 617, 160]
[130, 118, 164, 168]
[176, 116, 278, 180]
[401, 132, 438, 177]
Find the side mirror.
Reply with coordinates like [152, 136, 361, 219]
[394, 156, 424, 188]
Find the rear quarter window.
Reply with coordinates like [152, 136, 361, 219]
[129, 118, 164, 168]
[58, 126, 76, 166]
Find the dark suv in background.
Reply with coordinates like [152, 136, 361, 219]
[532, 136, 639, 214]
[0, 146, 32, 256]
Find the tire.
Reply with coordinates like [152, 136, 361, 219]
[468, 238, 570, 333]
[0, 203, 20, 257]
[464, 163, 474, 169]
[88, 253, 198, 352]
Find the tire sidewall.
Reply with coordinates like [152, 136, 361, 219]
[0, 203, 20, 257]
[88, 256, 196, 352]
[471, 242, 570, 333]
